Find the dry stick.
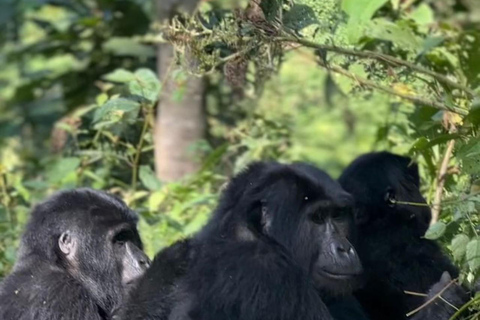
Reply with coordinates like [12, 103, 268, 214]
[315, 61, 469, 115]
[405, 278, 457, 317]
[404, 290, 428, 297]
[430, 138, 456, 225]
[276, 36, 476, 98]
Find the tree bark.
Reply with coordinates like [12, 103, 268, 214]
[154, 0, 206, 182]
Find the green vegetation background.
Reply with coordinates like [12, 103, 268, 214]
[1, 3, 480, 316]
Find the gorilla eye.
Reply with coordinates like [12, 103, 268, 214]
[384, 189, 396, 207]
[310, 213, 324, 224]
[113, 230, 133, 246]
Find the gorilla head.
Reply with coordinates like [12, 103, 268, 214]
[339, 152, 431, 236]
[205, 162, 363, 296]
[7, 188, 150, 318]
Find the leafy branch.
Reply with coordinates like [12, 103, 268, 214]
[276, 36, 476, 98]
[315, 60, 469, 115]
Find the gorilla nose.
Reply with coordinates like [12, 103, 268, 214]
[330, 240, 363, 275]
[139, 257, 151, 269]
[332, 242, 354, 256]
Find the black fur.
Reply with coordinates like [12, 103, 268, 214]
[0, 188, 147, 320]
[339, 152, 461, 320]
[411, 271, 469, 320]
[114, 239, 192, 319]
[120, 161, 364, 320]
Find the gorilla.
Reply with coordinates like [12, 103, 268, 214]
[114, 239, 192, 320]
[118, 161, 364, 320]
[0, 188, 150, 320]
[339, 152, 467, 320]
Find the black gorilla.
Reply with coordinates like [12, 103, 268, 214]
[114, 239, 192, 320]
[119, 161, 364, 320]
[0, 188, 150, 320]
[339, 152, 466, 320]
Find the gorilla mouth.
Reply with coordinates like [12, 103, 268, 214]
[317, 268, 360, 280]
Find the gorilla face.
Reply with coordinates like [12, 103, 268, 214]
[18, 189, 150, 315]
[231, 162, 363, 295]
[339, 152, 431, 236]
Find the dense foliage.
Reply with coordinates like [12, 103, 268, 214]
[1, 0, 480, 316]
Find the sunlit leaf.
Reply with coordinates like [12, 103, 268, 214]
[451, 234, 469, 262]
[408, 4, 434, 26]
[129, 68, 161, 103]
[367, 19, 421, 52]
[103, 69, 135, 83]
[466, 239, 480, 272]
[139, 165, 162, 191]
[424, 222, 446, 240]
[341, 0, 388, 23]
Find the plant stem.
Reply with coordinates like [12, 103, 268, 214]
[431, 138, 456, 225]
[0, 174, 12, 225]
[449, 295, 480, 320]
[131, 107, 153, 190]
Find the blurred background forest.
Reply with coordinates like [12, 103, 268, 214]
[1, 0, 480, 308]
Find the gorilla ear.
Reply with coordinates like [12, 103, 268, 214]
[439, 271, 452, 284]
[260, 203, 272, 234]
[59, 231, 77, 259]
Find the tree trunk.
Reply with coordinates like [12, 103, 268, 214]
[154, 0, 206, 182]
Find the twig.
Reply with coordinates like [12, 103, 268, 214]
[431, 133, 456, 225]
[131, 107, 153, 190]
[404, 290, 428, 297]
[316, 61, 469, 115]
[393, 200, 431, 207]
[276, 36, 476, 98]
[405, 278, 457, 317]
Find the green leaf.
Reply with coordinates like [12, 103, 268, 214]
[259, 0, 281, 22]
[283, 4, 318, 32]
[96, 93, 108, 106]
[139, 165, 162, 191]
[93, 98, 140, 135]
[366, 19, 421, 52]
[47, 157, 81, 184]
[419, 36, 444, 55]
[341, 0, 388, 44]
[93, 98, 140, 124]
[341, 0, 388, 23]
[458, 31, 480, 88]
[424, 222, 446, 240]
[408, 3, 434, 26]
[103, 37, 156, 58]
[129, 68, 161, 103]
[451, 234, 469, 262]
[456, 139, 480, 175]
[466, 239, 480, 272]
[103, 69, 135, 83]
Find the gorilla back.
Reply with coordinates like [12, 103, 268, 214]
[0, 188, 150, 320]
[136, 162, 363, 320]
